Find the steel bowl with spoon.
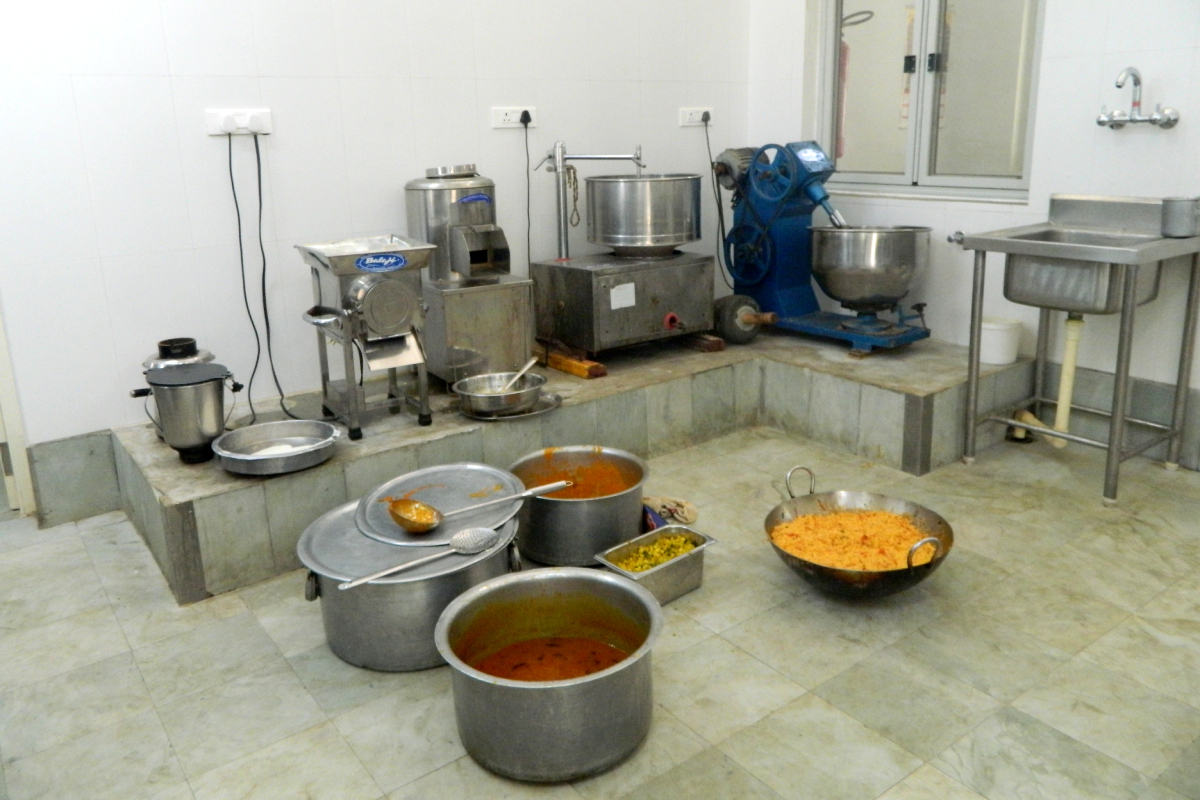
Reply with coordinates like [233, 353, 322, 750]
[453, 372, 546, 416]
[764, 466, 953, 599]
[388, 480, 572, 534]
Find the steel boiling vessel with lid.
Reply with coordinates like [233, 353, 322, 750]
[131, 362, 241, 463]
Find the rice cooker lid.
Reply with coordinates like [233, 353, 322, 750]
[145, 363, 230, 387]
[297, 500, 516, 583]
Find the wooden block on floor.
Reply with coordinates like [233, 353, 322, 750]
[534, 342, 607, 379]
[679, 333, 727, 352]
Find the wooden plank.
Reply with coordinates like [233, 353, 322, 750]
[534, 342, 607, 379]
[679, 333, 727, 352]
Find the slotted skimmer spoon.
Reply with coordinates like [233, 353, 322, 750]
[338, 527, 501, 590]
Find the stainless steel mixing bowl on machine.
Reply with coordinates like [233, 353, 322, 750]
[531, 141, 714, 354]
[405, 165, 534, 385]
[296, 235, 436, 439]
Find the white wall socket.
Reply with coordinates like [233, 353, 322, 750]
[491, 107, 536, 128]
[679, 107, 713, 127]
[206, 109, 273, 136]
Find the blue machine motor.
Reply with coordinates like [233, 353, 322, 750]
[713, 141, 929, 354]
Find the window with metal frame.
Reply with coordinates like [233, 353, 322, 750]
[828, 0, 1040, 196]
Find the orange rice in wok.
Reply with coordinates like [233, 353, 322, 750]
[770, 510, 936, 571]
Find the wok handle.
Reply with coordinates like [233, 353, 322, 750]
[907, 537, 944, 569]
[785, 466, 817, 498]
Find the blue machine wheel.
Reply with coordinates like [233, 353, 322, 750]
[725, 223, 773, 286]
[748, 144, 800, 204]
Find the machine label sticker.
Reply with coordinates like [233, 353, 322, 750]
[797, 148, 825, 162]
[610, 282, 636, 310]
[355, 254, 407, 272]
[458, 193, 492, 204]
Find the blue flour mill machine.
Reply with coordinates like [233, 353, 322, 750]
[711, 141, 930, 355]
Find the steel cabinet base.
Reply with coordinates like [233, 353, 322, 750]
[423, 276, 534, 383]
[532, 252, 714, 353]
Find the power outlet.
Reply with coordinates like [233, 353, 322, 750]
[679, 107, 713, 127]
[491, 107, 536, 128]
[206, 108, 273, 136]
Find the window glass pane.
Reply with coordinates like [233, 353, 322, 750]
[929, 0, 1037, 178]
[835, 0, 916, 175]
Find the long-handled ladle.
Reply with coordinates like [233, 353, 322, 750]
[338, 527, 501, 590]
[387, 480, 572, 534]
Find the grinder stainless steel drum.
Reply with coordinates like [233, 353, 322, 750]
[810, 226, 931, 312]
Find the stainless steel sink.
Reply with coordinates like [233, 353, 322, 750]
[960, 195, 1200, 314]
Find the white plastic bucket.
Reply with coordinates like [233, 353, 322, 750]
[980, 317, 1021, 365]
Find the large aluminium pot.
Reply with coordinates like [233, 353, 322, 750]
[298, 500, 519, 672]
[809, 226, 930, 312]
[435, 568, 663, 782]
[508, 446, 648, 566]
[586, 174, 702, 257]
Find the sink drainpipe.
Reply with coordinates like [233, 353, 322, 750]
[1051, 313, 1086, 448]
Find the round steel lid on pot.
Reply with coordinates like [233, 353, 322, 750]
[298, 501, 517, 584]
[144, 363, 231, 387]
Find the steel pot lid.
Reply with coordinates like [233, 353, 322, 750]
[298, 500, 517, 583]
[426, 164, 477, 179]
[144, 363, 230, 387]
[143, 337, 215, 370]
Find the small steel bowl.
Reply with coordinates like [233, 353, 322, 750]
[453, 372, 546, 416]
[765, 466, 953, 599]
[212, 420, 340, 476]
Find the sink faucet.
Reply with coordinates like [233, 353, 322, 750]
[1098, 66, 1179, 129]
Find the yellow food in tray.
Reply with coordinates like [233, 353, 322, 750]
[612, 535, 696, 573]
[770, 510, 935, 571]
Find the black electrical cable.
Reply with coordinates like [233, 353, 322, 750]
[253, 134, 300, 420]
[521, 111, 532, 268]
[228, 133, 260, 426]
[703, 118, 735, 290]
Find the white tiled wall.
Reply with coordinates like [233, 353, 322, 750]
[0, 0, 751, 444]
[828, 0, 1200, 389]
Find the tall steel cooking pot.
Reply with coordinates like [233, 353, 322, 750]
[508, 446, 648, 566]
[435, 568, 663, 782]
[810, 226, 930, 312]
[130, 363, 238, 463]
[586, 174, 702, 257]
[298, 500, 520, 672]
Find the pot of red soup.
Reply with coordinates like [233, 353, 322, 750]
[508, 446, 648, 566]
[435, 568, 662, 782]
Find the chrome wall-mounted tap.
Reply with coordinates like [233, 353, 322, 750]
[1097, 66, 1180, 129]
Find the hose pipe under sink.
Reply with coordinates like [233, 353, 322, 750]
[1052, 313, 1085, 449]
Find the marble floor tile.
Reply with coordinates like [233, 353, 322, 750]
[653, 637, 805, 745]
[286, 644, 434, 717]
[1018, 540, 1173, 613]
[251, 595, 326, 658]
[0, 652, 153, 764]
[236, 569, 307, 611]
[1071, 514, 1200, 585]
[619, 747, 782, 800]
[949, 511, 1079, 567]
[875, 763, 986, 800]
[814, 647, 1000, 760]
[74, 511, 128, 533]
[892, 610, 1070, 703]
[157, 660, 327, 778]
[189, 722, 381, 800]
[148, 784, 196, 800]
[0, 536, 107, 631]
[721, 597, 884, 689]
[333, 669, 463, 793]
[916, 548, 1012, 612]
[964, 572, 1130, 654]
[668, 552, 795, 634]
[389, 755, 584, 799]
[1013, 659, 1200, 776]
[1157, 736, 1200, 800]
[1081, 617, 1200, 711]
[934, 707, 1178, 800]
[114, 588, 248, 651]
[0, 519, 75, 556]
[1139, 578, 1200, 631]
[133, 611, 284, 705]
[719, 694, 922, 800]
[571, 706, 707, 800]
[0, 607, 129, 693]
[654, 608, 714, 657]
[4, 709, 184, 800]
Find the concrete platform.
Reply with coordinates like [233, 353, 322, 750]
[112, 332, 1031, 604]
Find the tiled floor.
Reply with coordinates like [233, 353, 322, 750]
[1, 427, 1199, 799]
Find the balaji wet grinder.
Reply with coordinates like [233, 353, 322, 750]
[714, 141, 930, 355]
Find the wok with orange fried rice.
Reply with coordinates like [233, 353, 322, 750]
[764, 466, 953, 599]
